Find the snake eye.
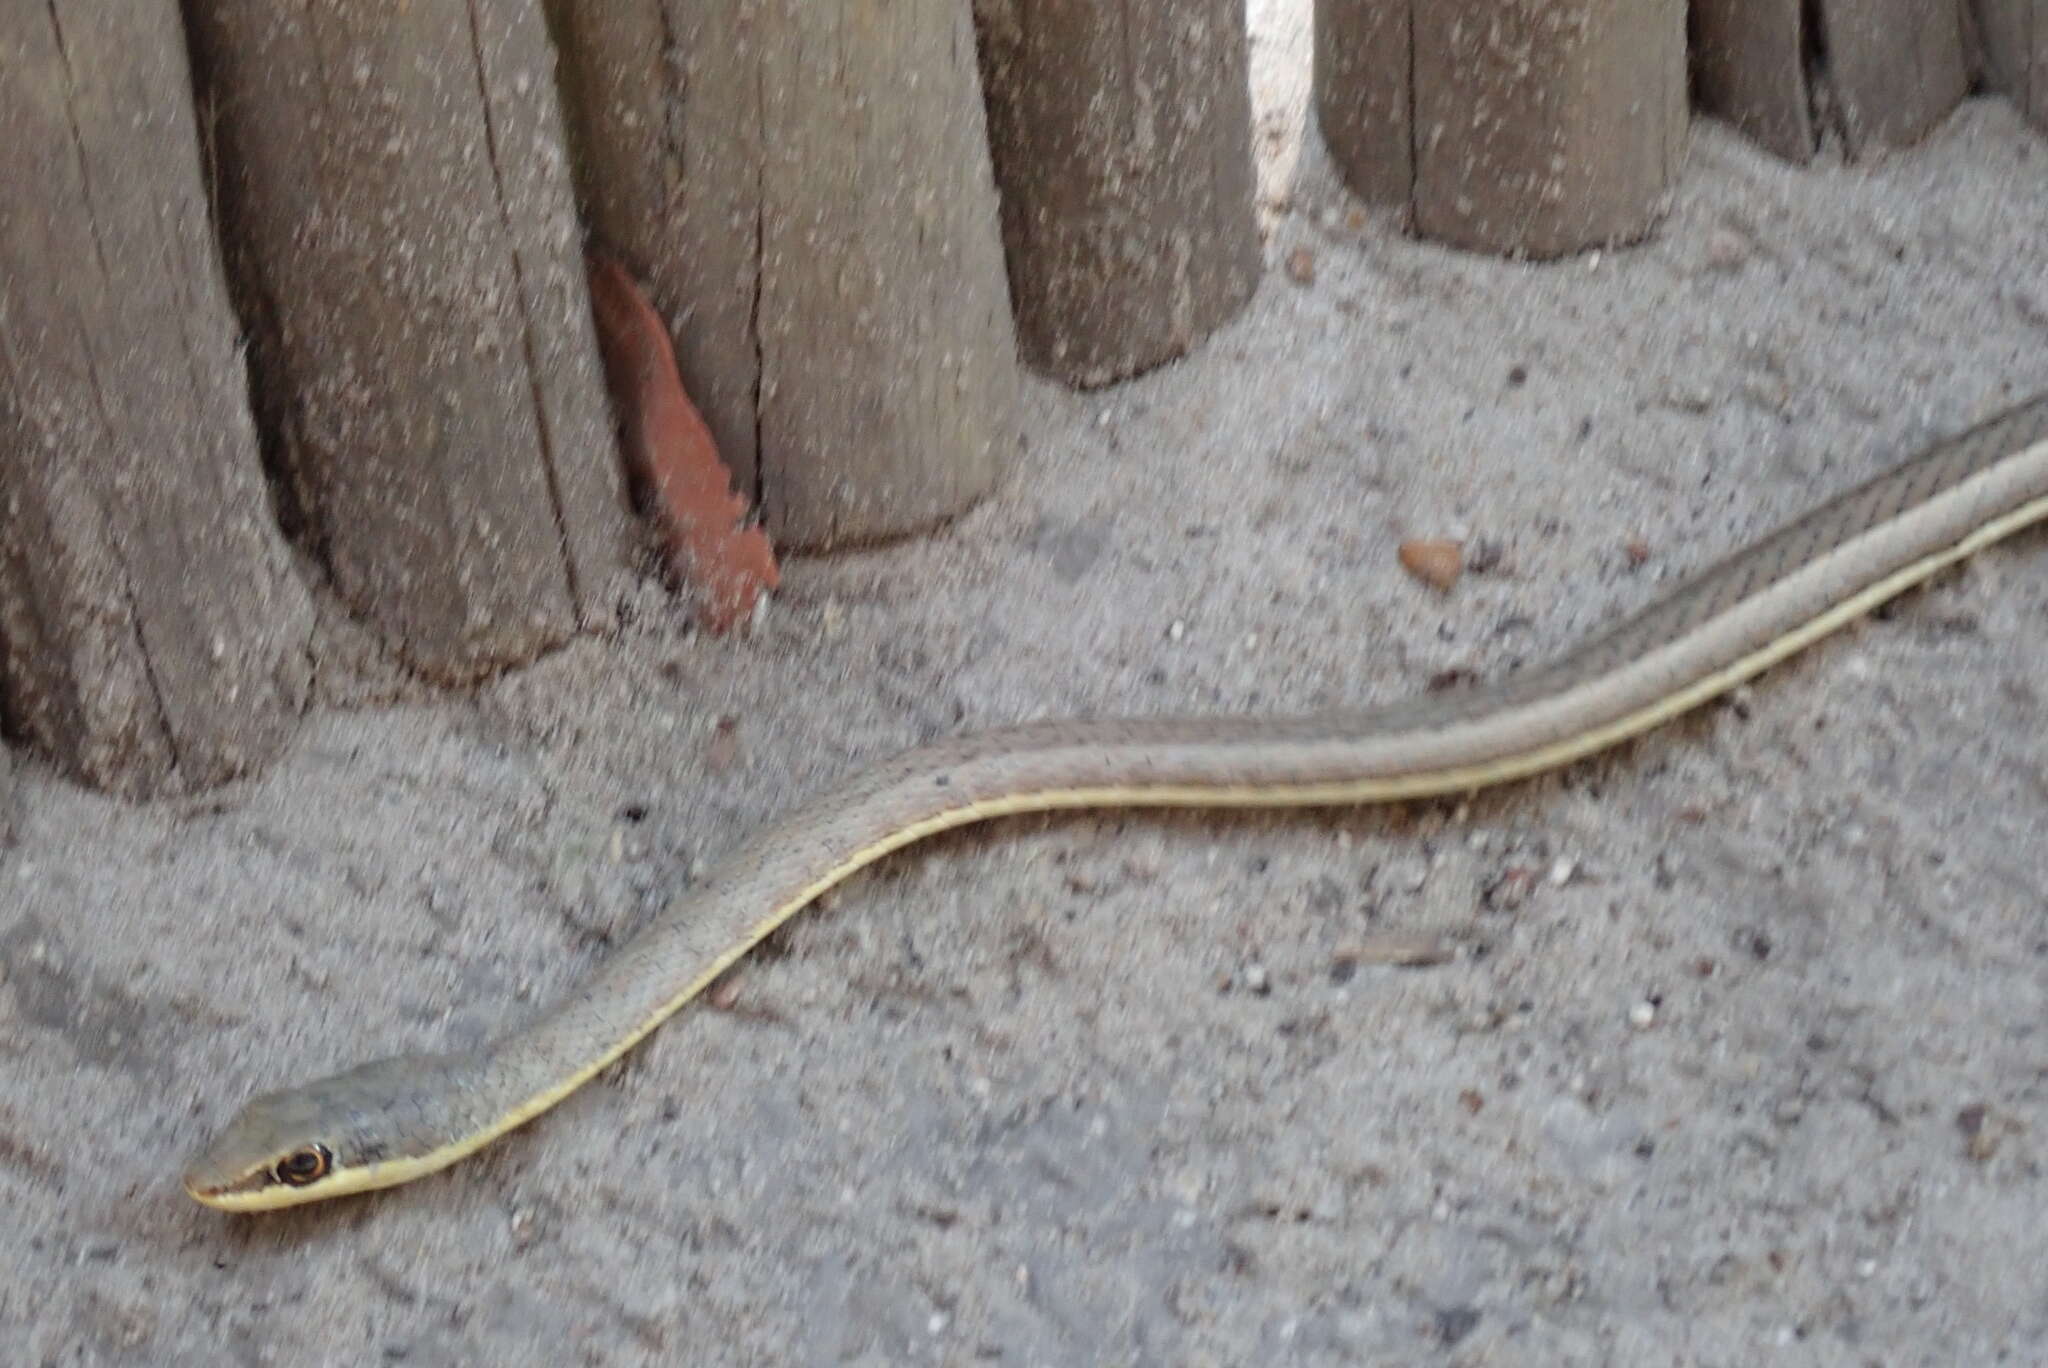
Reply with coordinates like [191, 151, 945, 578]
[274, 1143, 332, 1187]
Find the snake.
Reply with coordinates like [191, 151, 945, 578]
[184, 394, 2048, 1211]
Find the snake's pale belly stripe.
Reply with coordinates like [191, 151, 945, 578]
[185, 396, 2048, 1210]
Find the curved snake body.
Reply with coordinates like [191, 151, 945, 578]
[185, 396, 2048, 1210]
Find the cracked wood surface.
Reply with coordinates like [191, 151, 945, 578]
[550, 0, 1019, 550]
[1692, 0, 1814, 163]
[1693, 0, 1973, 162]
[1316, 0, 1689, 258]
[0, 0, 312, 798]
[183, 0, 629, 682]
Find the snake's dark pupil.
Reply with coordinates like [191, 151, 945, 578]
[277, 1145, 330, 1185]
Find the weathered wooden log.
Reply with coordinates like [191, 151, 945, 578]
[1693, 0, 1971, 159]
[184, 0, 630, 681]
[548, 0, 1018, 550]
[1313, 0, 1413, 206]
[1691, 0, 1814, 162]
[1818, 0, 1970, 155]
[540, 0, 671, 262]
[1968, 0, 2047, 130]
[973, 0, 1262, 388]
[0, 0, 313, 798]
[1317, 0, 1688, 259]
[1413, 0, 1687, 257]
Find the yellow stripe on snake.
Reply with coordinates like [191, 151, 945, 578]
[186, 396, 2048, 1210]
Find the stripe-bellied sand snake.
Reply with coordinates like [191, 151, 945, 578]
[185, 395, 2048, 1210]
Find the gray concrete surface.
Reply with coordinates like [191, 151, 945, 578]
[4, 11, 2046, 1365]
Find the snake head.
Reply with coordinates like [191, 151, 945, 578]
[183, 1053, 480, 1211]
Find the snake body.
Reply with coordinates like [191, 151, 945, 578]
[186, 396, 2048, 1210]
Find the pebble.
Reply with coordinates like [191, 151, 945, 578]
[508, 1206, 541, 1248]
[1388, 857, 1430, 893]
[1703, 227, 1751, 271]
[1399, 538, 1464, 591]
[1628, 999, 1657, 1029]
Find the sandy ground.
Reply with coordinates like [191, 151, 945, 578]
[7, 9, 2048, 1366]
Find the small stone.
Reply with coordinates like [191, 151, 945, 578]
[1167, 619, 1186, 642]
[1398, 539, 1464, 592]
[508, 1206, 541, 1247]
[1956, 1102, 2004, 1161]
[1388, 857, 1430, 893]
[1704, 227, 1751, 271]
[1548, 856, 1576, 886]
[1285, 245, 1316, 285]
[1242, 963, 1271, 995]
[1483, 864, 1540, 911]
[1464, 537, 1505, 574]
[703, 715, 742, 773]
[1628, 999, 1657, 1029]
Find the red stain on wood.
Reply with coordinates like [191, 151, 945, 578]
[587, 255, 777, 632]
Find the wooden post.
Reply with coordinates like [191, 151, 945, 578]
[973, 0, 1263, 388]
[1316, 0, 1688, 259]
[548, 0, 1019, 550]
[0, 0, 313, 798]
[184, 0, 631, 681]
[1816, 0, 1969, 155]
[540, 0, 672, 267]
[1313, 0, 1413, 207]
[1970, 0, 2047, 129]
[1692, 0, 1815, 162]
[1693, 0, 1971, 160]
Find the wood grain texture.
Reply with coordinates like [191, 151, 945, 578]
[0, 0, 312, 798]
[555, 0, 1018, 550]
[1313, 0, 1414, 207]
[974, 0, 1261, 387]
[1314, 0, 1685, 257]
[1969, 0, 2047, 130]
[186, 0, 629, 681]
[1692, 0, 1815, 162]
[541, 0, 674, 264]
[1408, 0, 1688, 258]
[1818, 0, 1970, 155]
